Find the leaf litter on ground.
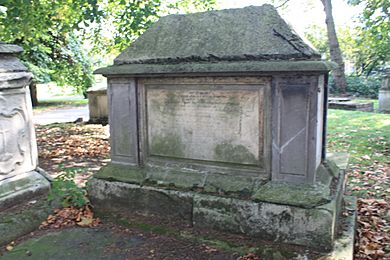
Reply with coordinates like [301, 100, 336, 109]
[35, 109, 390, 259]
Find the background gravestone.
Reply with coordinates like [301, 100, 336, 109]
[0, 43, 51, 245]
[378, 74, 390, 113]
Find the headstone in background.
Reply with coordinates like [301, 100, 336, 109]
[378, 74, 390, 113]
[87, 76, 108, 124]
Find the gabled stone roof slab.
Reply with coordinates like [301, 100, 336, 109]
[96, 5, 330, 75]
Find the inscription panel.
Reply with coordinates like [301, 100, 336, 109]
[146, 84, 265, 166]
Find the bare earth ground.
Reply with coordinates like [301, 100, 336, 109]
[12, 119, 390, 259]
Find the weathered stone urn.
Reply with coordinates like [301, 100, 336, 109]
[90, 5, 351, 251]
[0, 43, 50, 206]
[0, 43, 52, 245]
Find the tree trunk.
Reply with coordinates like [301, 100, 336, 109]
[321, 0, 348, 94]
[29, 81, 39, 107]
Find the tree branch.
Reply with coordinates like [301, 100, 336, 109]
[276, 0, 291, 9]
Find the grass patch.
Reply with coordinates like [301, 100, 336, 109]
[327, 109, 389, 199]
[34, 98, 88, 111]
[327, 109, 389, 165]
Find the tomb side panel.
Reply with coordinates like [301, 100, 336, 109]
[272, 76, 319, 183]
[108, 78, 138, 166]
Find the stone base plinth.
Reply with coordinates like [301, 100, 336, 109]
[0, 170, 53, 246]
[88, 154, 351, 251]
[379, 89, 390, 113]
[0, 170, 50, 211]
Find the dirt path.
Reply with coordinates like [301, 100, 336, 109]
[33, 105, 89, 125]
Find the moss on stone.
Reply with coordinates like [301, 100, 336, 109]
[163, 92, 179, 115]
[252, 182, 331, 208]
[95, 60, 334, 76]
[113, 5, 319, 65]
[0, 198, 58, 246]
[316, 164, 333, 186]
[223, 96, 241, 115]
[1, 228, 145, 259]
[214, 143, 258, 165]
[203, 173, 255, 195]
[95, 164, 146, 184]
[150, 133, 185, 157]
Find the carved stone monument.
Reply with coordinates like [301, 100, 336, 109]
[379, 74, 390, 113]
[0, 43, 51, 242]
[89, 5, 353, 251]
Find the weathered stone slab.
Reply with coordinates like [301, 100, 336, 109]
[193, 194, 336, 250]
[94, 163, 266, 195]
[251, 182, 331, 208]
[95, 164, 146, 185]
[146, 85, 263, 166]
[0, 198, 57, 246]
[203, 173, 261, 195]
[146, 167, 206, 189]
[0, 44, 23, 54]
[0, 171, 50, 211]
[329, 101, 374, 112]
[88, 178, 193, 224]
[113, 5, 320, 65]
[88, 175, 344, 250]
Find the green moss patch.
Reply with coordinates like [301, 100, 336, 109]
[95, 164, 146, 184]
[252, 182, 331, 208]
[214, 143, 258, 165]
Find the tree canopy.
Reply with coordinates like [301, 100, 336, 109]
[0, 0, 216, 96]
[1, 0, 388, 96]
[0, 0, 102, 95]
[348, 0, 389, 76]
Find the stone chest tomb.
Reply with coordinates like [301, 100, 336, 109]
[90, 5, 350, 251]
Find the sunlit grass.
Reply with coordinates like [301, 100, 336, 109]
[327, 109, 389, 165]
[327, 109, 389, 199]
[33, 97, 88, 111]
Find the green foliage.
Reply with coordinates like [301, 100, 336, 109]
[348, 0, 390, 76]
[328, 75, 381, 98]
[0, 0, 216, 94]
[89, 0, 217, 54]
[48, 168, 89, 208]
[0, 0, 101, 95]
[304, 25, 329, 58]
[304, 25, 358, 63]
[305, 1, 389, 76]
